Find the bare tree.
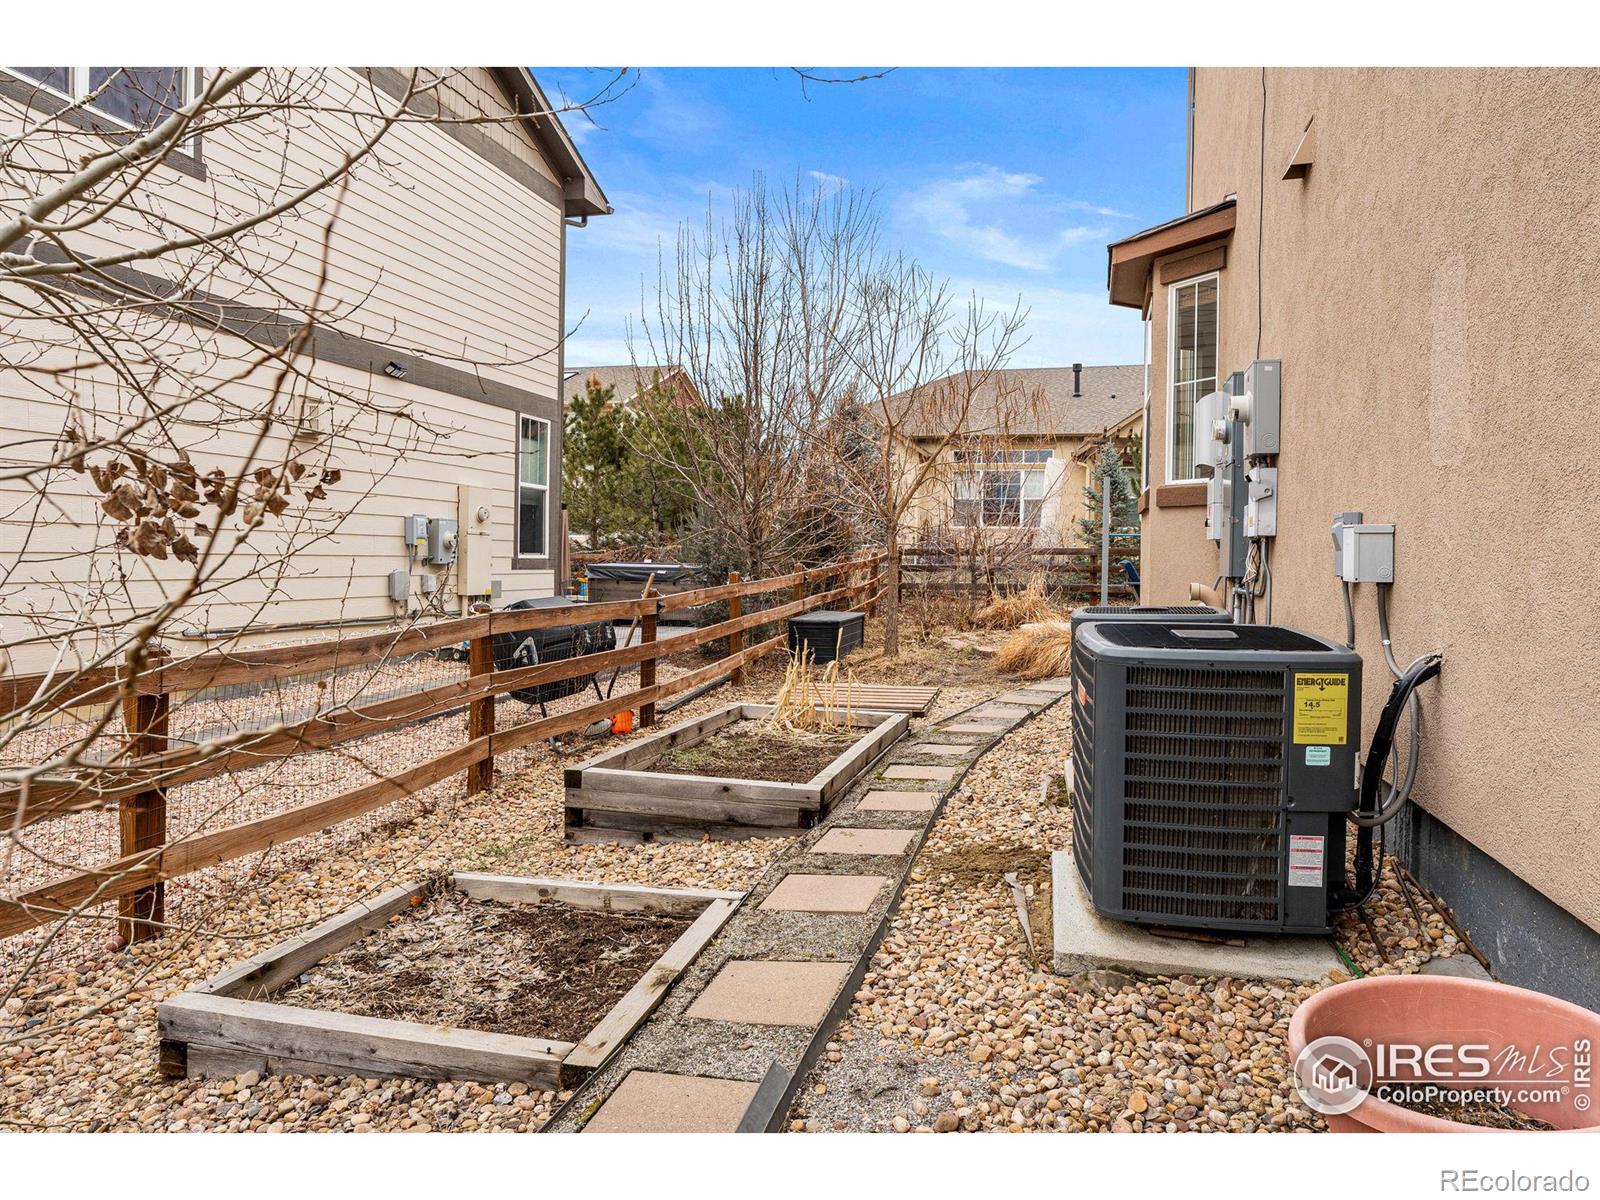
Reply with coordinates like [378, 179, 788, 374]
[631, 175, 877, 579]
[0, 67, 623, 1031]
[810, 257, 1033, 656]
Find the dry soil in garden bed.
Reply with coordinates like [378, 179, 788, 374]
[648, 725, 858, 783]
[274, 885, 692, 1043]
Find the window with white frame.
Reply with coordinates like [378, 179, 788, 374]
[4, 68, 197, 131]
[517, 415, 549, 558]
[950, 446, 1051, 529]
[1166, 273, 1218, 482]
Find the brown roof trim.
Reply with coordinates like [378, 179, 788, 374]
[490, 69, 612, 218]
[1106, 198, 1236, 309]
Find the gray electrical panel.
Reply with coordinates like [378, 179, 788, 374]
[404, 514, 429, 560]
[1245, 465, 1278, 538]
[1238, 358, 1281, 458]
[388, 569, 410, 603]
[428, 517, 458, 566]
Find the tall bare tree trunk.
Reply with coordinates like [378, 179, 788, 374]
[883, 523, 901, 657]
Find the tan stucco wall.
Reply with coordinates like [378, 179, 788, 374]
[1139, 67, 1600, 930]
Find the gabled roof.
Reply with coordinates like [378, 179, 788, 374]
[1106, 197, 1236, 309]
[490, 68, 611, 218]
[564, 364, 699, 408]
[895, 365, 1144, 440]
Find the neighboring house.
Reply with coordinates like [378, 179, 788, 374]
[892, 363, 1143, 547]
[0, 68, 609, 671]
[562, 364, 703, 410]
[1107, 67, 1599, 1008]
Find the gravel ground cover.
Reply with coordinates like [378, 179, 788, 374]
[0, 617, 1006, 1132]
[790, 700, 1471, 1134]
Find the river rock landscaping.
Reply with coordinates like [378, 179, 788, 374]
[0, 621, 1471, 1133]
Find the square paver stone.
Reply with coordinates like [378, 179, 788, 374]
[996, 690, 1056, 706]
[760, 873, 891, 913]
[944, 722, 1007, 734]
[582, 1070, 759, 1133]
[687, 960, 852, 1026]
[857, 790, 939, 812]
[973, 704, 1030, 719]
[882, 763, 958, 781]
[811, 826, 918, 856]
[913, 743, 972, 757]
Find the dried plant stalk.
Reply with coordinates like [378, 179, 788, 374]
[764, 647, 856, 735]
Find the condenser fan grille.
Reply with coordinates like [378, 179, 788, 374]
[1119, 665, 1286, 925]
[1070, 639, 1095, 871]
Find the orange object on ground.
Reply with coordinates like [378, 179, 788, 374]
[610, 710, 634, 735]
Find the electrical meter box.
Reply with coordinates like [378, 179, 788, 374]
[1238, 358, 1281, 459]
[456, 485, 493, 595]
[1192, 389, 1230, 477]
[427, 517, 458, 566]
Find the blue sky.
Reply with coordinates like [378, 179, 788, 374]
[536, 67, 1188, 376]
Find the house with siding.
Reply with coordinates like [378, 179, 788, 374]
[0, 67, 608, 672]
[893, 363, 1143, 548]
[1108, 67, 1599, 1008]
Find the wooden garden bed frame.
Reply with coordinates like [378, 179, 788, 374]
[157, 873, 743, 1089]
[563, 702, 910, 844]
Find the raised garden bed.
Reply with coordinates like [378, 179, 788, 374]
[564, 702, 909, 844]
[158, 873, 742, 1088]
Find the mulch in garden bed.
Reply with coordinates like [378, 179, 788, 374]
[273, 886, 691, 1043]
[647, 724, 857, 784]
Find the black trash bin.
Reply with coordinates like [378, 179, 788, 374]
[492, 596, 618, 707]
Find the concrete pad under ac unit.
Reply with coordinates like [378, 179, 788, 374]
[1050, 851, 1345, 984]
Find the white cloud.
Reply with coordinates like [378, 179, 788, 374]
[807, 169, 850, 192]
[945, 277, 1146, 368]
[899, 165, 1110, 271]
[1066, 200, 1135, 219]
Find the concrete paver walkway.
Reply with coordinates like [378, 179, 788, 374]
[548, 683, 1066, 1133]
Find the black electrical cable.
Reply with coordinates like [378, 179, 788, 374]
[1348, 654, 1443, 902]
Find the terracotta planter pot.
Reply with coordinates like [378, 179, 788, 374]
[1288, 974, 1600, 1133]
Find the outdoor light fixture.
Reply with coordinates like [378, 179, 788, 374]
[383, 360, 408, 379]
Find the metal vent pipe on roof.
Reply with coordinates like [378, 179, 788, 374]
[1072, 363, 1083, 397]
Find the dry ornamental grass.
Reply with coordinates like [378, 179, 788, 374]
[993, 622, 1074, 680]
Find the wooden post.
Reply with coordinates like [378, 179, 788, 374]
[638, 589, 658, 728]
[119, 671, 170, 945]
[792, 562, 805, 606]
[467, 603, 495, 795]
[727, 571, 744, 686]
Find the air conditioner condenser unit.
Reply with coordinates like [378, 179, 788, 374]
[1071, 621, 1361, 935]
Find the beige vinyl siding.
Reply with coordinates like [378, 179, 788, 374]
[0, 68, 571, 672]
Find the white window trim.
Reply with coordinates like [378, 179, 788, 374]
[1165, 271, 1220, 485]
[949, 462, 1050, 531]
[2, 67, 200, 135]
[516, 414, 550, 561]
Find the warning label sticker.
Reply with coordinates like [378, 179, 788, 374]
[1288, 834, 1326, 888]
[1293, 673, 1349, 744]
[1305, 745, 1331, 767]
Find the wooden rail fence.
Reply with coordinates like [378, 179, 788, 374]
[0, 553, 886, 943]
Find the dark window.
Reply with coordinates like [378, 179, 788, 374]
[517, 415, 549, 558]
[87, 68, 187, 129]
[13, 68, 72, 92]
